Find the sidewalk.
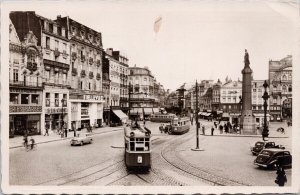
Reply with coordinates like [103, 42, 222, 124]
[191, 120, 291, 138]
[9, 126, 123, 149]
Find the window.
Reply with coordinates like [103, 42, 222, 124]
[21, 94, 29, 104]
[55, 93, 59, 107]
[27, 49, 36, 63]
[63, 43, 67, 53]
[44, 37, 50, 50]
[282, 85, 287, 92]
[63, 94, 67, 106]
[228, 105, 231, 109]
[57, 26, 62, 36]
[31, 94, 39, 104]
[55, 40, 59, 50]
[288, 85, 292, 92]
[13, 69, 18, 82]
[45, 70, 50, 81]
[46, 93, 50, 107]
[49, 23, 53, 33]
[253, 89, 256, 92]
[80, 81, 83, 89]
[89, 82, 91, 90]
[282, 75, 287, 81]
[10, 93, 18, 104]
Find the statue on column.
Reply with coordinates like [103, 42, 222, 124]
[244, 49, 250, 67]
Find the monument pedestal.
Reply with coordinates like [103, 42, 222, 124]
[241, 110, 256, 135]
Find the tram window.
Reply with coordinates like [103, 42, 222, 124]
[130, 138, 134, 141]
[136, 138, 144, 142]
[130, 142, 135, 151]
[136, 147, 144, 151]
[145, 138, 149, 141]
[145, 142, 150, 150]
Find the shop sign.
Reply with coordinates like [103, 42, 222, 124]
[45, 108, 67, 114]
[83, 95, 103, 101]
[10, 105, 42, 113]
[10, 88, 40, 93]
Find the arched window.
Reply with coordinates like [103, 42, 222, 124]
[282, 74, 287, 81]
[282, 85, 287, 92]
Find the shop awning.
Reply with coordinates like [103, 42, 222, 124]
[207, 110, 212, 113]
[222, 113, 230, 118]
[152, 108, 160, 114]
[144, 108, 153, 115]
[230, 113, 241, 117]
[130, 108, 143, 115]
[217, 110, 223, 114]
[198, 112, 203, 115]
[112, 110, 128, 120]
[206, 113, 212, 116]
[201, 112, 207, 116]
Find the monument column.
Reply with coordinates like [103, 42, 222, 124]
[241, 49, 256, 134]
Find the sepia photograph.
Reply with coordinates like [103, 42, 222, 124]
[1, 0, 299, 194]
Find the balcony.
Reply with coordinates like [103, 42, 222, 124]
[43, 59, 70, 70]
[9, 80, 42, 88]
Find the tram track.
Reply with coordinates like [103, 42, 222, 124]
[159, 131, 250, 186]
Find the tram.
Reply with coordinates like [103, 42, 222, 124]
[124, 121, 151, 171]
[150, 113, 176, 123]
[167, 117, 190, 135]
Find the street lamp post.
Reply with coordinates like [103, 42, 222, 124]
[192, 80, 204, 151]
[262, 80, 270, 141]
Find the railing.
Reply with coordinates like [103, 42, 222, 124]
[9, 80, 42, 88]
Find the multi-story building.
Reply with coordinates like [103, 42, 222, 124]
[103, 48, 129, 125]
[9, 14, 44, 136]
[128, 66, 158, 119]
[219, 80, 242, 125]
[198, 80, 213, 112]
[252, 80, 270, 127]
[39, 15, 71, 133]
[56, 16, 105, 130]
[211, 79, 222, 118]
[269, 55, 292, 121]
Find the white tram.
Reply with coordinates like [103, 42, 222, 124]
[168, 117, 190, 135]
[124, 122, 151, 171]
[150, 113, 176, 123]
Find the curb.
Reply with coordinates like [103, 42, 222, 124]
[201, 134, 289, 138]
[9, 127, 123, 149]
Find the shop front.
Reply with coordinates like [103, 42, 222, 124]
[10, 114, 41, 136]
[68, 93, 104, 130]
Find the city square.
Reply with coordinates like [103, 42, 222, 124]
[2, 0, 299, 194]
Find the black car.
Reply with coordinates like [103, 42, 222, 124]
[250, 141, 285, 155]
[254, 149, 292, 169]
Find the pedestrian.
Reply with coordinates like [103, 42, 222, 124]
[44, 128, 49, 136]
[211, 127, 214, 136]
[23, 134, 28, 148]
[74, 128, 77, 137]
[224, 124, 228, 134]
[143, 120, 146, 126]
[159, 124, 164, 133]
[29, 137, 35, 150]
[275, 166, 287, 186]
[64, 128, 68, 138]
[219, 125, 223, 134]
[214, 121, 217, 128]
[202, 125, 205, 135]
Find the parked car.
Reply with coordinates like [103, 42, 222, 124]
[250, 141, 285, 155]
[70, 133, 93, 146]
[254, 149, 292, 169]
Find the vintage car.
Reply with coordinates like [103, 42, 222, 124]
[254, 149, 292, 169]
[70, 133, 93, 146]
[250, 141, 285, 155]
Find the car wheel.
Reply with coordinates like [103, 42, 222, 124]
[80, 141, 84, 146]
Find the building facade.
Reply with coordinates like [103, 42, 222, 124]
[9, 15, 44, 136]
[56, 16, 104, 130]
[269, 55, 292, 122]
[252, 80, 270, 128]
[39, 15, 71, 133]
[128, 66, 159, 119]
[219, 80, 242, 125]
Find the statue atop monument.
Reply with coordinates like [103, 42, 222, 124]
[244, 49, 250, 67]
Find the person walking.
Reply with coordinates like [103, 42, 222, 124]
[219, 125, 223, 134]
[29, 137, 35, 150]
[44, 128, 49, 136]
[23, 134, 28, 149]
[74, 128, 77, 137]
[211, 127, 214, 136]
[202, 125, 205, 135]
[214, 121, 217, 129]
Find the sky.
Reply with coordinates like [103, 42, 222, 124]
[4, 0, 299, 90]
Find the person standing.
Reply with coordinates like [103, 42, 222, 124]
[275, 166, 287, 186]
[29, 137, 35, 150]
[202, 125, 205, 135]
[64, 128, 68, 138]
[74, 128, 77, 137]
[224, 124, 228, 134]
[211, 127, 214, 136]
[219, 125, 223, 134]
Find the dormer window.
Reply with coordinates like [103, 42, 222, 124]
[57, 26, 62, 36]
[49, 23, 53, 33]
